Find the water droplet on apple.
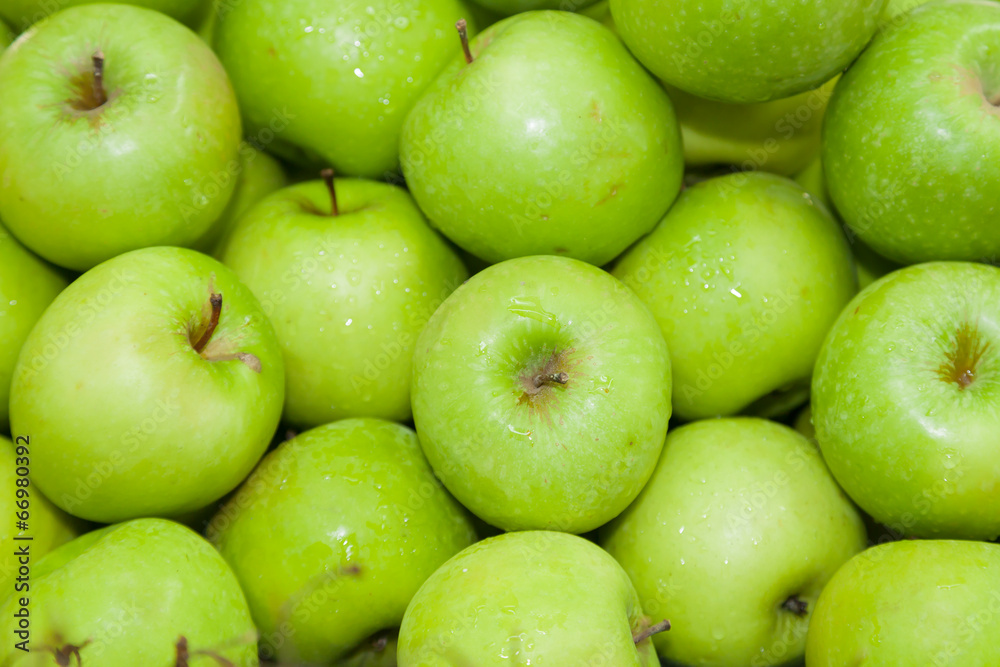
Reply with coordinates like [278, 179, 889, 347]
[348, 269, 362, 285]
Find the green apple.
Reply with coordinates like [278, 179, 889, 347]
[0, 0, 210, 31]
[794, 157, 900, 289]
[411, 255, 671, 533]
[610, 0, 885, 103]
[667, 77, 838, 177]
[213, 0, 471, 179]
[0, 224, 67, 433]
[806, 539, 1000, 665]
[602, 418, 867, 667]
[467, 0, 599, 17]
[0, 19, 13, 49]
[0, 518, 258, 665]
[823, 0, 1000, 264]
[9, 246, 284, 523]
[194, 146, 288, 255]
[0, 436, 82, 593]
[793, 404, 816, 444]
[613, 172, 856, 421]
[398, 531, 668, 665]
[400, 10, 683, 266]
[208, 418, 476, 664]
[0, 4, 241, 271]
[220, 176, 467, 427]
[813, 261, 1000, 540]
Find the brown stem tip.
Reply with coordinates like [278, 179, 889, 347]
[456, 19, 473, 64]
[633, 619, 671, 644]
[533, 371, 569, 388]
[321, 168, 338, 217]
[782, 595, 808, 617]
[92, 50, 108, 108]
[193, 293, 223, 354]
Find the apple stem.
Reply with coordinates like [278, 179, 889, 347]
[782, 595, 808, 617]
[533, 371, 569, 388]
[92, 50, 108, 108]
[321, 168, 339, 217]
[46, 640, 91, 666]
[193, 293, 223, 354]
[175, 636, 235, 667]
[456, 19, 473, 64]
[633, 619, 670, 644]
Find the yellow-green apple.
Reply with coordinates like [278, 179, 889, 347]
[208, 419, 476, 664]
[0, 518, 258, 666]
[0, 0, 210, 31]
[812, 261, 1000, 540]
[0, 436, 82, 592]
[806, 540, 1000, 666]
[0, 224, 67, 433]
[613, 172, 856, 421]
[212, 0, 471, 178]
[0, 4, 241, 271]
[411, 255, 671, 533]
[823, 0, 1000, 264]
[9, 247, 284, 523]
[220, 176, 467, 427]
[602, 418, 867, 667]
[0, 19, 13, 48]
[400, 11, 683, 266]
[610, 0, 885, 102]
[398, 531, 669, 665]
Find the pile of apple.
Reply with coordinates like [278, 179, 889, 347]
[1, 0, 999, 664]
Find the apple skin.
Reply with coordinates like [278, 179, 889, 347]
[602, 418, 867, 667]
[9, 246, 284, 523]
[467, 0, 599, 16]
[610, 0, 885, 103]
[400, 11, 683, 266]
[208, 419, 476, 664]
[806, 540, 1000, 666]
[0, 224, 67, 433]
[793, 157, 899, 289]
[0, 4, 241, 272]
[220, 178, 468, 427]
[411, 255, 671, 533]
[0, 0, 209, 31]
[613, 172, 856, 421]
[823, 0, 1000, 264]
[0, 19, 13, 48]
[398, 531, 662, 666]
[213, 0, 471, 179]
[813, 261, 1000, 540]
[0, 436, 82, 593]
[193, 147, 288, 255]
[666, 77, 838, 177]
[0, 518, 258, 666]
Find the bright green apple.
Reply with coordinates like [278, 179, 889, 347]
[602, 418, 867, 667]
[610, 0, 885, 103]
[412, 255, 671, 533]
[213, 0, 471, 178]
[823, 0, 1000, 264]
[9, 247, 284, 523]
[0, 4, 241, 271]
[0, 224, 67, 433]
[613, 172, 856, 421]
[400, 10, 683, 266]
[398, 531, 668, 665]
[813, 261, 1000, 540]
[0, 518, 258, 666]
[220, 177, 467, 427]
[806, 539, 1000, 666]
[794, 157, 900, 289]
[467, 0, 598, 16]
[194, 146, 288, 255]
[666, 77, 838, 177]
[208, 418, 476, 664]
[0, 436, 82, 593]
[793, 404, 816, 444]
[0, 0, 210, 31]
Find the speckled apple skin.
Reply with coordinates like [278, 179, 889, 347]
[823, 0, 1000, 264]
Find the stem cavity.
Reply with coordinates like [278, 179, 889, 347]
[782, 595, 809, 617]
